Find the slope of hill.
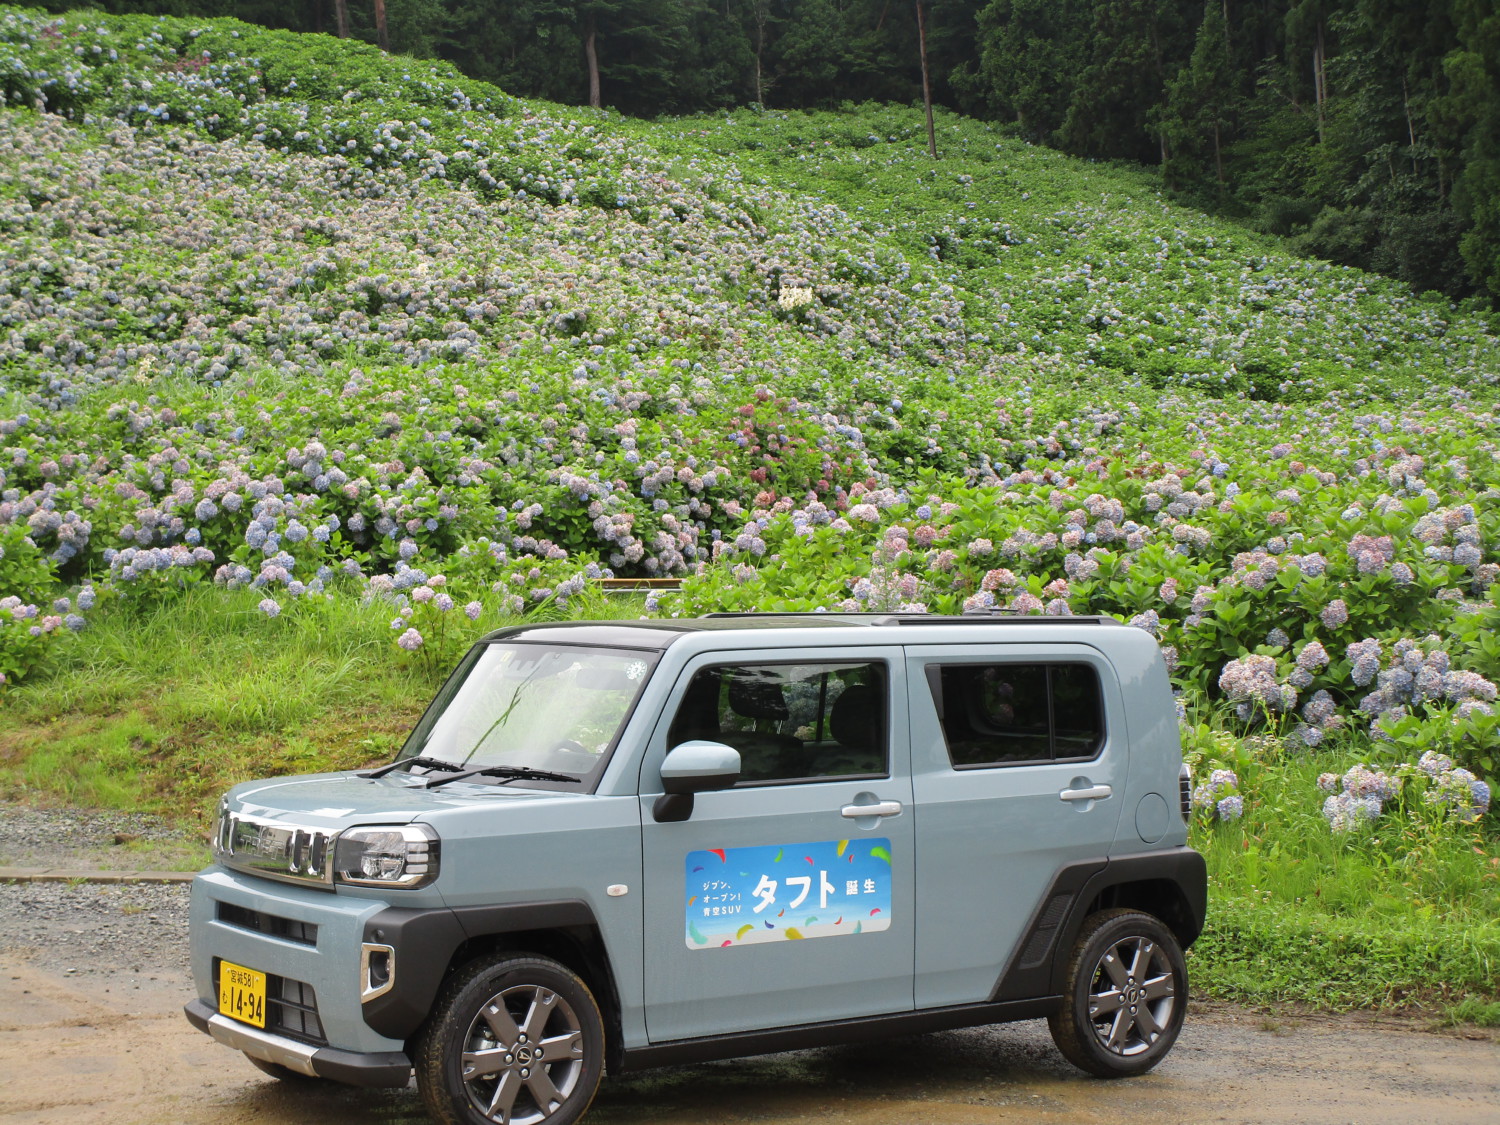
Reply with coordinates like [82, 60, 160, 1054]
[1, 3, 1499, 721]
[1, 6, 1497, 1012]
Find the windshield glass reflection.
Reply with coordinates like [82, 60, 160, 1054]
[400, 644, 655, 785]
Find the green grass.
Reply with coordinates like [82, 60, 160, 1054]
[0, 588, 417, 821]
[1185, 737, 1500, 1010]
[0, 586, 617, 823]
[1441, 998, 1500, 1028]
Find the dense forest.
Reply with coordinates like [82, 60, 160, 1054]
[27, 0, 1500, 303]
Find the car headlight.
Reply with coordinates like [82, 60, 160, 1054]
[333, 824, 439, 889]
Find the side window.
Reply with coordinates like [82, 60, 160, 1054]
[926, 662, 1104, 768]
[668, 661, 888, 785]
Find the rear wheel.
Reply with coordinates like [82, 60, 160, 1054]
[416, 953, 604, 1125]
[1047, 908, 1187, 1078]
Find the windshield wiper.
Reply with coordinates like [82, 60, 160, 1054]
[424, 765, 580, 789]
[358, 756, 465, 780]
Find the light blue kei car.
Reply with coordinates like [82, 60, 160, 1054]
[186, 612, 1207, 1125]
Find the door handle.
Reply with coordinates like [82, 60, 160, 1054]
[841, 800, 903, 819]
[1059, 784, 1112, 802]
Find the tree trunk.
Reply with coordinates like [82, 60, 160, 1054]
[332, 0, 349, 38]
[1312, 21, 1326, 143]
[1402, 75, 1418, 174]
[916, 1, 937, 159]
[372, 0, 388, 51]
[753, 3, 767, 105]
[585, 15, 601, 109]
[1214, 121, 1224, 184]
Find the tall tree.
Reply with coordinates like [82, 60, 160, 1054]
[1163, 0, 1237, 190]
[967, 0, 1087, 140]
[1284, 0, 1331, 141]
[1439, 0, 1500, 299]
[1060, 0, 1199, 163]
[917, 1, 937, 156]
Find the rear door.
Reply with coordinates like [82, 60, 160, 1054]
[640, 646, 915, 1042]
[904, 643, 1128, 1008]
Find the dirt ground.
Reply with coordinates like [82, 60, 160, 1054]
[2, 946, 1497, 1125]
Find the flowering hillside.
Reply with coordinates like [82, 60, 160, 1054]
[1, 7, 1497, 1008]
[0, 5, 1498, 810]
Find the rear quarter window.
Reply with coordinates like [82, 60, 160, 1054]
[926, 662, 1105, 768]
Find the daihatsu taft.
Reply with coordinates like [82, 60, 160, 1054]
[185, 612, 1207, 1125]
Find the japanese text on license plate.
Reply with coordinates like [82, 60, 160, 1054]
[218, 960, 266, 1028]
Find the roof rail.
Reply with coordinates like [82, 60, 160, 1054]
[699, 611, 1110, 626]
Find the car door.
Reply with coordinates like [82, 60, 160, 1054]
[904, 643, 1128, 1009]
[639, 646, 915, 1042]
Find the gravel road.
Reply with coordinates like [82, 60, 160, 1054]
[2, 878, 1497, 1125]
[0, 800, 208, 872]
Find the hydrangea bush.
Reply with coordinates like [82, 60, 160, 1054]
[1193, 768, 1245, 823]
[0, 5, 1496, 829]
[1318, 752, 1491, 835]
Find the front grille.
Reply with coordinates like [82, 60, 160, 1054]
[212, 961, 327, 1046]
[215, 806, 334, 887]
[217, 901, 318, 946]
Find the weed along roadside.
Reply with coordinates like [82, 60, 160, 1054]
[0, 5, 1496, 1112]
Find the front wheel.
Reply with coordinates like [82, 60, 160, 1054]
[415, 953, 605, 1125]
[1047, 908, 1187, 1078]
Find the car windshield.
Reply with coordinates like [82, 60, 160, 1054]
[397, 643, 656, 785]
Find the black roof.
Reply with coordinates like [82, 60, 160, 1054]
[479, 613, 1120, 651]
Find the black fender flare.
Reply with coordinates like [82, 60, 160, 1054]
[361, 900, 600, 1040]
[992, 847, 1207, 1002]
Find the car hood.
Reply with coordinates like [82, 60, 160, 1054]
[226, 770, 570, 830]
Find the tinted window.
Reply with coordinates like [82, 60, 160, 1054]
[927, 662, 1104, 768]
[668, 661, 888, 784]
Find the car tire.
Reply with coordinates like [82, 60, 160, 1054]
[244, 1053, 326, 1083]
[1047, 907, 1187, 1078]
[415, 953, 605, 1125]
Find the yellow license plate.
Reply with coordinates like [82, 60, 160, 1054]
[218, 960, 267, 1028]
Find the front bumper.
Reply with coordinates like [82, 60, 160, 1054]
[187, 865, 424, 1080]
[183, 999, 411, 1086]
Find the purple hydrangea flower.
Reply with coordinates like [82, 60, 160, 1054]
[1319, 599, 1349, 629]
